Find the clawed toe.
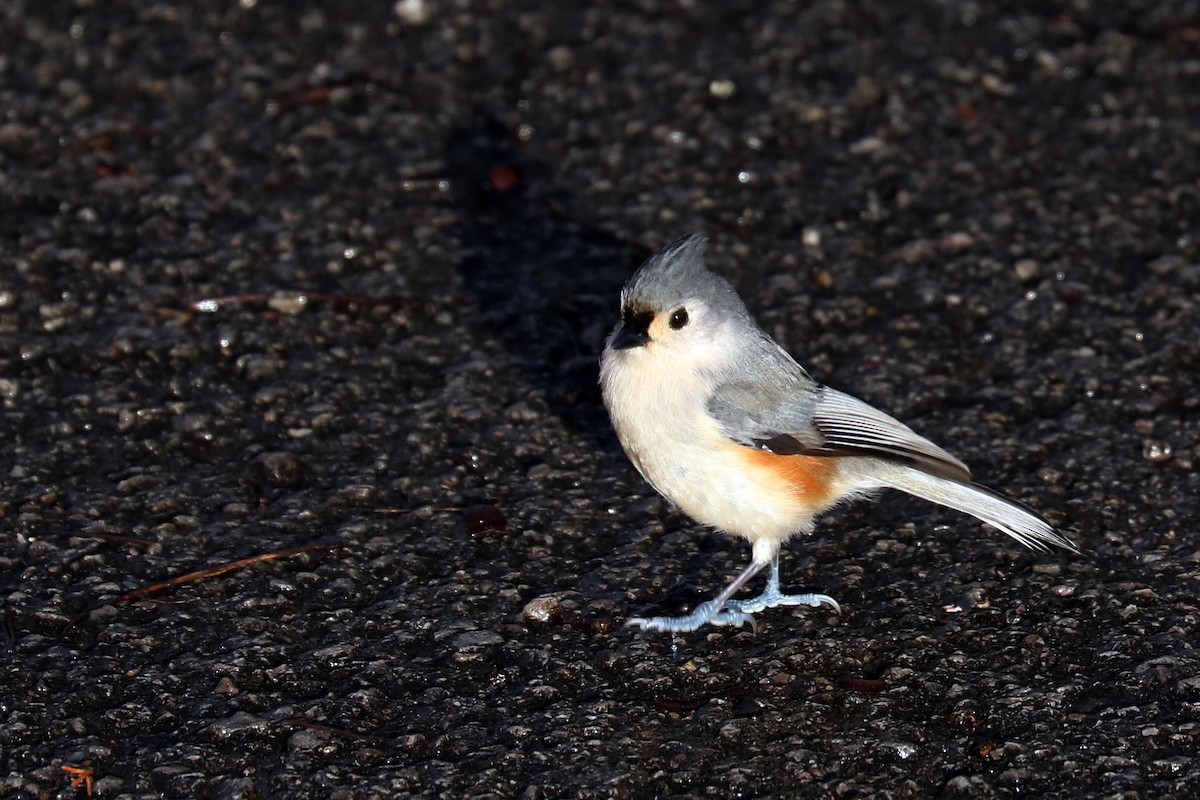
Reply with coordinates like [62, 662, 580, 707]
[625, 555, 840, 634]
[724, 591, 841, 616]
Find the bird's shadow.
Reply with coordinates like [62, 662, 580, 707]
[441, 113, 650, 446]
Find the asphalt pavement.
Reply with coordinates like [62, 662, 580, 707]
[2, 1, 1199, 798]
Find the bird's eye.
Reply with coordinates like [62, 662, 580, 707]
[669, 308, 689, 329]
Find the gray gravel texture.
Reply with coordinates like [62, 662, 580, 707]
[2, 1, 1199, 798]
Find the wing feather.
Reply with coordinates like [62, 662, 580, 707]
[706, 343, 971, 483]
[810, 387, 971, 482]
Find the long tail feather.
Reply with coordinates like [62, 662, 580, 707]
[871, 463, 1078, 553]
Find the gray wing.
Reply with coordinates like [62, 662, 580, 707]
[707, 341, 971, 483]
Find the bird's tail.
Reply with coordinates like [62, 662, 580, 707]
[870, 462, 1078, 553]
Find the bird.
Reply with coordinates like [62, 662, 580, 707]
[599, 234, 1077, 633]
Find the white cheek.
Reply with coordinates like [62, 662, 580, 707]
[665, 320, 734, 374]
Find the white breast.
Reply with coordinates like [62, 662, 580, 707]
[600, 344, 817, 545]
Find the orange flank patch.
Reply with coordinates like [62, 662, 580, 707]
[736, 447, 839, 509]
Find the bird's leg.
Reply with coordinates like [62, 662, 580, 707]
[626, 558, 768, 633]
[722, 553, 841, 615]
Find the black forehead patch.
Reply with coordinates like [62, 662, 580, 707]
[621, 306, 655, 334]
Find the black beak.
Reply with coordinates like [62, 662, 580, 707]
[610, 324, 649, 350]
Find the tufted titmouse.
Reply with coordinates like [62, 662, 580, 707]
[600, 234, 1077, 633]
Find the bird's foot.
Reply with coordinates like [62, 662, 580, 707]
[625, 599, 756, 633]
[723, 588, 841, 616]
